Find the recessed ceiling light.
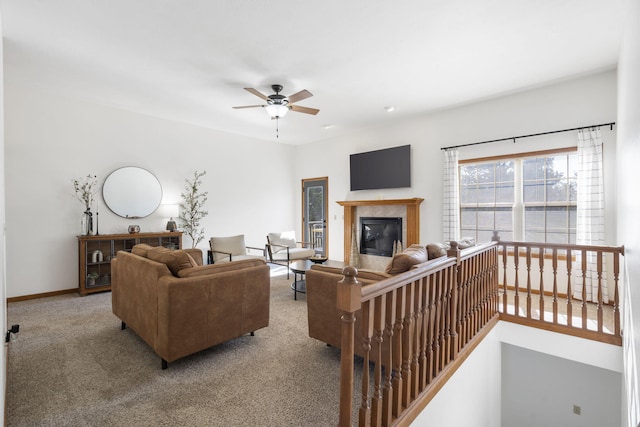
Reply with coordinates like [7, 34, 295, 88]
[384, 106, 395, 112]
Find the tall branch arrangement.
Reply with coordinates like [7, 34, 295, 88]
[73, 174, 99, 210]
[179, 170, 208, 248]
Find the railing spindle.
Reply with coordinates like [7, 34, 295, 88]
[597, 251, 604, 332]
[359, 299, 374, 427]
[372, 295, 385, 427]
[581, 249, 588, 329]
[552, 248, 558, 324]
[566, 248, 573, 327]
[526, 247, 532, 318]
[539, 247, 545, 321]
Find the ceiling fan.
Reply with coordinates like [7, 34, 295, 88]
[233, 84, 320, 119]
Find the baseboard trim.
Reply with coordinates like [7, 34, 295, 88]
[7, 288, 77, 303]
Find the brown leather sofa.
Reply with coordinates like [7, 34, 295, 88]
[111, 244, 270, 369]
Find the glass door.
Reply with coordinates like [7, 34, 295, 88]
[302, 177, 328, 257]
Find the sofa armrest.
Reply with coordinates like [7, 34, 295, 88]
[184, 248, 204, 266]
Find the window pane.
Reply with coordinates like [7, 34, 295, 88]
[525, 231, 545, 243]
[460, 209, 477, 228]
[495, 209, 512, 231]
[524, 207, 544, 230]
[496, 161, 514, 182]
[477, 210, 494, 230]
[546, 179, 567, 202]
[523, 181, 544, 202]
[477, 229, 494, 242]
[496, 182, 514, 203]
[546, 207, 568, 230]
[477, 183, 495, 203]
[523, 158, 544, 180]
[547, 232, 569, 244]
[460, 185, 475, 204]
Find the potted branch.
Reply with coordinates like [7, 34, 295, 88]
[179, 170, 208, 248]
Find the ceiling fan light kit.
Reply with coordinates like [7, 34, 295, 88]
[233, 84, 320, 137]
[265, 103, 289, 118]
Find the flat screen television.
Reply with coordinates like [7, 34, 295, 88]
[350, 145, 411, 191]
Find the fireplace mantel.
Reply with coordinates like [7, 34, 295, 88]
[337, 198, 424, 263]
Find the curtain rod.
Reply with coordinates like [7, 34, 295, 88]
[440, 122, 616, 151]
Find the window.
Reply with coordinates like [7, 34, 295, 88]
[460, 149, 577, 244]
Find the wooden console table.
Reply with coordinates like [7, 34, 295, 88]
[77, 231, 182, 296]
[337, 198, 424, 263]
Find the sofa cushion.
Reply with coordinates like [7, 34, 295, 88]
[131, 243, 156, 258]
[210, 235, 248, 263]
[147, 247, 198, 276]
[268, 231, 298, 254]
[385, 244, 428, 275]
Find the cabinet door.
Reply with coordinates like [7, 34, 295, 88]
[85, 240, 112, 288]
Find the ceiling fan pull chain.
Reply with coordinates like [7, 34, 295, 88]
[276, 117, 279, 138]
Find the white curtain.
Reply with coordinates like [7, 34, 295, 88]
[442, 149, 460, 242]
[574, 128, 608, 303]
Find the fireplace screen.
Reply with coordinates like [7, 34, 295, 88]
[359, 217, 403, 257]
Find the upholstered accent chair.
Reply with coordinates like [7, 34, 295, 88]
[266, 231, 316, 278]
[209, 234, 266, 264]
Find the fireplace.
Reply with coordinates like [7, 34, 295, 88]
[359, 217, 402, 257]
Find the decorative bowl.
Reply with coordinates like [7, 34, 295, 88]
[309, 256, 328, 264]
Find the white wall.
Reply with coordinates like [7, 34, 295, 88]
[4, 83, 296, 298]
[617, 0, 640, 425]
[411, 322, 622, 427]
[0, 6, 7, 423]
[294, 71, 618, 262]
[502, 343, 621, 427]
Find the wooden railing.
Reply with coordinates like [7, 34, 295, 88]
[337, 242, 500, 427]
[492, 236, 624, 345]
[335, 238, 624, 426]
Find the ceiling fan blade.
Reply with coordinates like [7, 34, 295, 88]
[233, 104, 265, 109]
[287, 89, 313, 104]
[290, 104, 320, 115]
[244, 88, 269, 101]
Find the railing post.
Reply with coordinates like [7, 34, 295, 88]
[337, 265, 362, 427]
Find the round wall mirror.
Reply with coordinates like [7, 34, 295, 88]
[102, 166, 162, 218]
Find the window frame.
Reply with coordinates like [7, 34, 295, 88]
[459, 147, 578, 243]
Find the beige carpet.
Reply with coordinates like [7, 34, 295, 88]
[6, 266, 361, 427]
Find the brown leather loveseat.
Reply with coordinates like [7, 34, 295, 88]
[112, 244, 270, 369]
[306, 239, 476, 356]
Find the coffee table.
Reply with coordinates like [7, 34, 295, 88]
[289, 259, 346, 300]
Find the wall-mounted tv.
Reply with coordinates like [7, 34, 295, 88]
[350, 145, 411, 191]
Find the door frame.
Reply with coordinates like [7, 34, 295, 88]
[301, 177, 329, 258]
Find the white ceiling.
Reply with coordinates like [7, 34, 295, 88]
[0, 1, 624, 145]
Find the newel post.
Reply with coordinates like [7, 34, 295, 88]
[337, 265, 362, 427]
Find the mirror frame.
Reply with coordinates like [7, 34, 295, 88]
[102, 166, 163, 219]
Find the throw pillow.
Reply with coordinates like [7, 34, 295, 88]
[456, 237, 476, 249]
[426, 242, 450, 260]
[147, 248, 198, 276]
[385, 244, 428, 275]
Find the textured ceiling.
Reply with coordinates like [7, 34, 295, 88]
[0, 0, 624, 145]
